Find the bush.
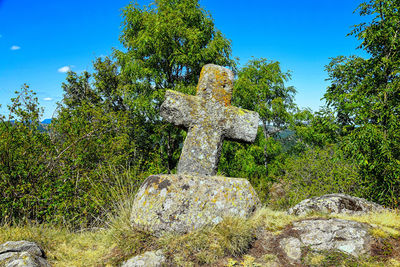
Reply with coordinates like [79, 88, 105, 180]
[269, 145, 361, 209]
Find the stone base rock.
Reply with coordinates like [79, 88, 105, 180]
[0, 241, 50, 267]
[130, 174, 260, 236]
[288, 194, 385, 216]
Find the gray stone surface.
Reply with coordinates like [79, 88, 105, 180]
[279, 237, 302, 261]
[292, 219, 372, 256]
[130, 174, 260, 236]
[121, 250, 165, 267]
[288, 193, 385, 216]
[160, 64, 259, 176]
[0, 241, 50, 267]
[258, 218, 373, 265]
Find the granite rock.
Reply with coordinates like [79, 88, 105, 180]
[288, 193, 385, 216]
[259, 218, 373, 265]
[130, 174, 260, 236]
[121, 250, 165, 267]
[0, 241, 50, 267]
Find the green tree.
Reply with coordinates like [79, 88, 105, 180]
[291, 107, 341, 149]
[0, 85, 53, 223]
[234, 58, 296, 176]
[324, 0, 400, 206]
[114, 0, 235, 172]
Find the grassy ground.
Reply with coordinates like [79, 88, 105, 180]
[2, 208, 400, 266]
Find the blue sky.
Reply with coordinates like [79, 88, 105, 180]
[0, 0, 367, 119]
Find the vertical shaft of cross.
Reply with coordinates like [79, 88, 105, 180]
[178, 124, 223, 175]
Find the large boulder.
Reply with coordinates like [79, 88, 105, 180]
[0, 241, 50, 267]
[288, 194, 385, 216]
[130, 174, 260, 236]
[257, 218, 374, 265]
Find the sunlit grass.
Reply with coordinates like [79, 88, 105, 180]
[1, 206, 399, 266]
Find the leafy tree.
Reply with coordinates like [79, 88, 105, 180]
[291, 107, 340, 149]
[114, 0, 235, 172]
[234, 58, 296, 176]
[324, 0, 400, 206]
[0, 85, 53, 223]
[62, 71, 100, 108]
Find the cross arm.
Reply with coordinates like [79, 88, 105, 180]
[224, 106, 259, 142]
[160, 90, 199, 128]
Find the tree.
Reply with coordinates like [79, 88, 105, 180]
[0, 85, 53, 223]
[113, 0, 235, 172]
[234, 58, 296, 176]
[324, 0, 400, 206]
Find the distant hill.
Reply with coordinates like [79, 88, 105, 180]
[41, 119, 52, 124]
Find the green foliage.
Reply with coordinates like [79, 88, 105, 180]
[0, 85, 53, 223]
[234, 58, 296, 125]
[0, 0, 236, 226]
[3, 0, 400, 231]
[291, 107, 340, 149]
[234, 58, 296, 177]
[219, 127, 285, 202]
[270, 146, 361, 209]
[114, 0, 235, 172]
[325, 0, 400, 207]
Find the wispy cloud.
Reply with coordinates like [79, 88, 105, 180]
[43, 97, 53, 101]
[58, 66, 71, 73]
[10, 45, 21, 50]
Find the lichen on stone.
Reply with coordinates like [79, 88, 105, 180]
[130, 174, 261, 236]
[160, 64, 259, 176]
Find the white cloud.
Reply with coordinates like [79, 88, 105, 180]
[58, 66, 71, 73]
[43, 97, 53, 101]
[10, 45, 21, 50]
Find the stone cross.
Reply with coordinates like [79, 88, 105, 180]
[160, 64, 259, 176]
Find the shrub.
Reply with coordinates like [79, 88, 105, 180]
[269, 145, 361, 209]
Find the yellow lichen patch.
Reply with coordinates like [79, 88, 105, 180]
[213, 86, 232, 106]
[196, 65, 233, 107]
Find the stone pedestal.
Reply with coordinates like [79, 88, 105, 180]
[130, 174, 260, 236]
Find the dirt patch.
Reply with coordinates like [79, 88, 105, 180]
[370, 237, 400, 261]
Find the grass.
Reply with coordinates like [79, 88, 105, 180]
[0, 223, 112, 266]
[1, 208, 400, 266]
[334, 210, 400, 239]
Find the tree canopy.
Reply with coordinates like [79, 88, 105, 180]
[325, 0, 400, 206]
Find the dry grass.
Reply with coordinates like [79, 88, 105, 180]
[0, 224, 113, 266]
[1, 207, 400, 266]
[334, 209, 400, 238]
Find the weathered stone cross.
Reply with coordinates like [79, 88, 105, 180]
[160, 64, 259, 176]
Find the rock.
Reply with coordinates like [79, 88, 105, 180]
[288, 193, 385, 216]
[279, 237, 302, 261]
[130, 174, 260, 236]
[292, 219, 372, 256]
[160, 64, 259, 176]
[0, 241, 50, 267]
[121, 250, 165, 267]
[259, 218, 373, 265]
